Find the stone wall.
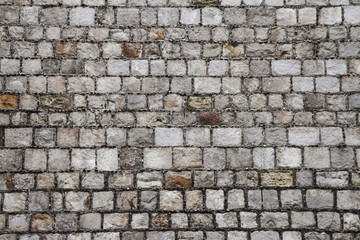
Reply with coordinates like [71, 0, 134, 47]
[0, 0, 360, 239]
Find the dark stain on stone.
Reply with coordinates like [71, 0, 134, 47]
[166, 176, 192, 188]
[6, 173, 13, 190]
[198, 112, 221, 125]
[40, 95, 73, 110]
[123, 43, 142, 58]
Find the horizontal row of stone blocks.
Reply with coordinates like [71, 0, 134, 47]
[1, 5, 360, 26]
[1, 58, 360, 75]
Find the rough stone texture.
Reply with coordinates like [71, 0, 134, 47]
[0, 95, 17, 109]
[261, 171, 293, 187]
[0, 0, 359, 239]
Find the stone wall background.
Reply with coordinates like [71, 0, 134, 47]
[0, 0, 360, 239]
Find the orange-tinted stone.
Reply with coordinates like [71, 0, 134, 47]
[54, 42, 75, 57]
[166, 175, 192, 188]
[0, 95, 17, 109]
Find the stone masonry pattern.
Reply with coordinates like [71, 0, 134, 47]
[1, 0, 360, 239]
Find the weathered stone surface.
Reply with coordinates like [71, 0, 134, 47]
[206, 189, 224, 210]
[190, 213, 213, 227]
[119, 148, 142, 170]
[337, 191, 360, 209]
[54, 42, 75, 57]
[223, 43, 244, 57]
[65, 192, 90, 211]
[260, 212, 289, 228]
[151, 213, 169, 228]
[306, 189, 334, 209]
[197, 112, 221, 125]
[137, 172, 163, 188]
[40, 95, 73, 110]
[149, 28, 165, 40]
[116, 191, 137, 210]
[103, 213, 129, 229]
[173, 148, 202, 168]
[261, 171, 293, 187]
[0, 150, 23, 171]
[54, 213, 77, 231]
[236, 171, 258, 187]
[144, 148, 172, 169]
[3, 193, 27, 212]
[140, 191, 157, 210]
[160, 190, 183, 210]
[1, 0, 359, 237]
[31, 214, 53, 231]
[188, 96, 212, 109]
[123, 43, 142, 58]
[108, 172, 133, 188]
[186, 190, 203, 210]
[317, 171, 348, 188]
[194, 0, 219, 3]
[0, 95, 17, 109]
[165, 172, 192, 188]
[79, 213, 101, 230]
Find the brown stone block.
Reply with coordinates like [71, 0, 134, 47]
[0, 95, 17, 109]
[198, 112, 221, 125]
[143, 44, 160, 57]
[31, 214, 53, 231]
[40, 95, 73, 110]
[151, 213, 169, 228]
[166, 173, 192, 188]
[6, 173, 13, 190]
[123, 43, 142, 58]
[54, 42, 75, 57]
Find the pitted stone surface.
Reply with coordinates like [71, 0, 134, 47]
[0, 0, 359, 239]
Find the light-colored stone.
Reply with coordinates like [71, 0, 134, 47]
[261, 171, 293, 187]
[213, 128, 242, 146]
[289, 127, 319, 146]
[70, 8, 95, 26]
[276, 147, 302, 168]
[206, 189, 224, 210]
[143, 148, 172, 169]
[155, 128, 183, 146]
[160, 191, 183, 210]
